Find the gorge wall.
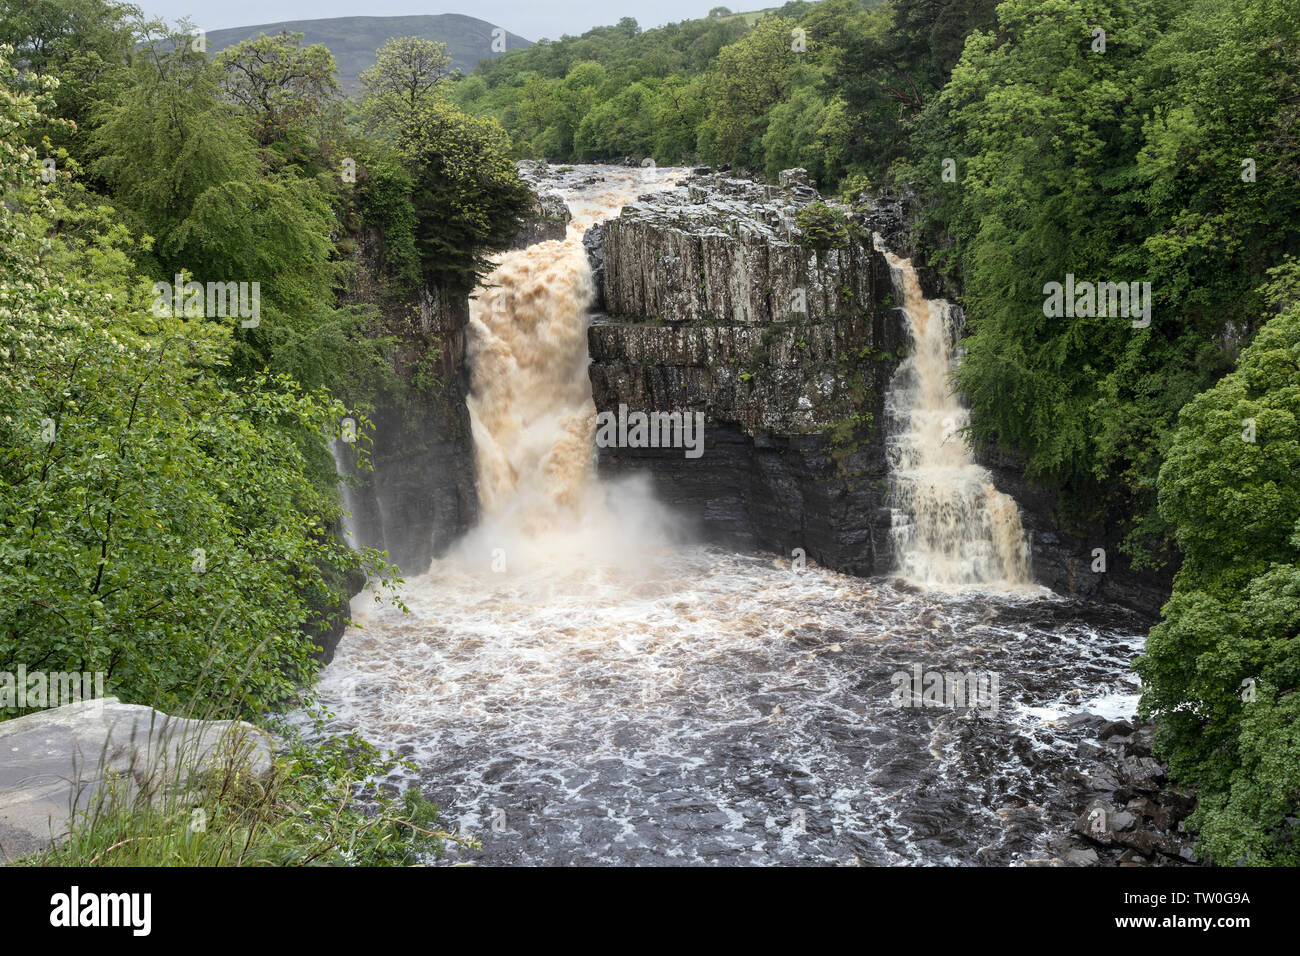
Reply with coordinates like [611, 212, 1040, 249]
[582, 168, 1173, 613]
[336, 246, 478, 575]
[332, 162, 1171, 618]
[584, 171, 906, 575]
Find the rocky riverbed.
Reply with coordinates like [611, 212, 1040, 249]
[306, 161, 1193, 866]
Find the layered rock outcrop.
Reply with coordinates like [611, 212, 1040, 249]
[512, 161, 573, 248]
[583, 168, 1172, 613]
[584, 171, 908, 574]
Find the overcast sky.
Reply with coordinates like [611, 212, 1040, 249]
[136, 2, 735, 42]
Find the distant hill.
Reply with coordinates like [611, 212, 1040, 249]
[206, 15, 532, 94]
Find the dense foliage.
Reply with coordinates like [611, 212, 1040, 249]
[0, 49, 381, 716]
[454, 1, 899, 187]
[902, 0, 1300, 561]
[1135, 260, 1300, 865]
[0, 0, 530, 723]
[451, 0, 1002, 191]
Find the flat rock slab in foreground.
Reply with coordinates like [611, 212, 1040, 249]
[0, 698, 274, 863]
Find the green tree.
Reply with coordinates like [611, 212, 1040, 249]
[89, 27, 389, 398]
[700, 15, 801, 166]
[899, 0, 1300, 564]
[0, 0, 140, 162]
[0, 49, 387, 716]
[359, 36, 453, 133]
[214, 32, 341, 155]
[1136, 259, 1300, 865]
[389, 97, 532, 292]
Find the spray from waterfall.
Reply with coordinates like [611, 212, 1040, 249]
[874, 236, 1030, 587]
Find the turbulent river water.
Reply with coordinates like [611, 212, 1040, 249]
[309, 165, 1148, 866]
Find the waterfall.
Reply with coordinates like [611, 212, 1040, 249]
[875, 236, 1030, 587]
[452, 166, 682, 573]
[301, 168, 1149, 868]
[329, 438, 360, 550]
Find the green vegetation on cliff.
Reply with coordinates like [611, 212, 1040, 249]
[0, 7, 529, 716]
[1136, 259, 1300, 865]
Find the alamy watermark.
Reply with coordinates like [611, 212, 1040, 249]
[151, 275, 260, 328]
[1, 666, 105, 712]
[889, 664, 999, 714]
[1042, 274, 1151, 328]
[595, 404, 705, 459]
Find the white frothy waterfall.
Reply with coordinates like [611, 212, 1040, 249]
[329, 438, 360, 550]
[450, 165, 685, 574]
[875, 236, 1030, 587]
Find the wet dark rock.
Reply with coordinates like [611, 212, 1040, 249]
[1062, 713, 1200, 866]
[1098, 719, 1133, 740]
[1078, 740, 1107, 760]
[1127, 724, 1156, 757]
[1115, 827, 1157, 855]
[509, 189, 572, 249]
[584, 222, 606, 311]
[1066, 846, 1099, 866]
[1161, 790, 1197, 821]
[1108, 809, 1137, 831]
[1060, 711, 1105, 730]
[1122, 756, 1167, 792]
[1126, 796, 1172, 831]
[339, 235, 478, 574]
[1075, 799, 1121, 845]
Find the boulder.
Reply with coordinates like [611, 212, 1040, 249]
[0, 698, 274, 862]
[1065, 846, 1099, 866]
[1075, 798, 1121, 845]
[1121, 756, 1167, 792]
[1098, 719, 1133, 740]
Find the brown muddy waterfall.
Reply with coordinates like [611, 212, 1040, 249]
[306, 165, 1146, 866]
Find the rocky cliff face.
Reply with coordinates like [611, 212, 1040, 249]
[978, 444, 1175, 614]
[333, 167, 573, 584]
[584, 169, 1172, 614]
[584, 170, 909, 575]
[511, 162, 573, 248]
[335, 240, 478, 579]
[336, 161, 1171, 616]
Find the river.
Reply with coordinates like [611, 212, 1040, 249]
[309, 164, 1149, 865]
